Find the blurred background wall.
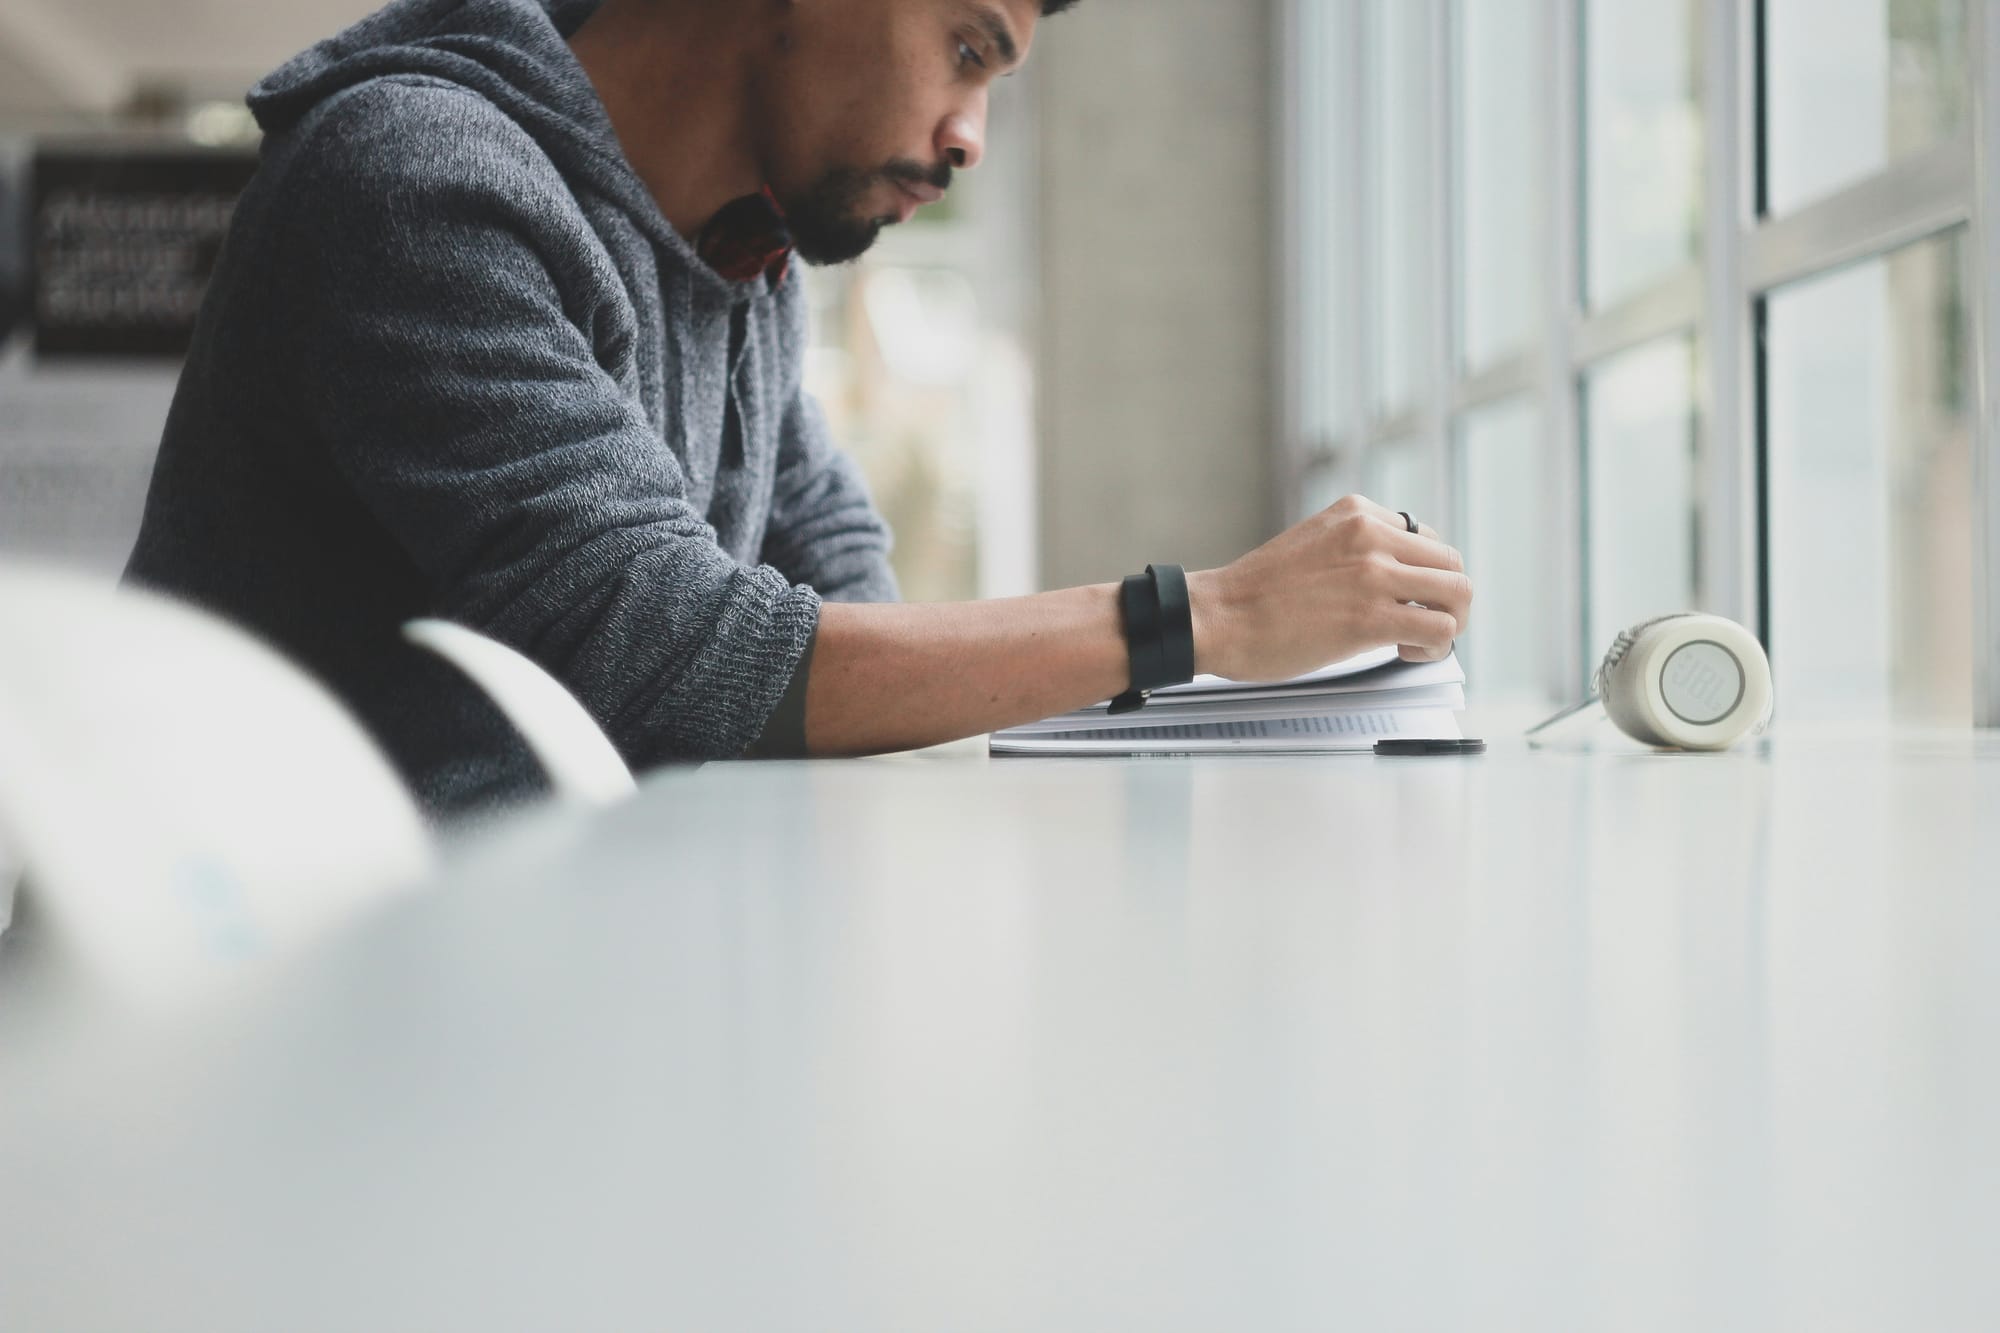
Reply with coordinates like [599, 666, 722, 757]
[1035, 0, 1276, 589]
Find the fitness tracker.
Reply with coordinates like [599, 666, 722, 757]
[1108, 563, 1195, 715]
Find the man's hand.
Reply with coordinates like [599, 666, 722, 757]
[1189, 494, 1471, 681]
[805, 493, 1471, 756]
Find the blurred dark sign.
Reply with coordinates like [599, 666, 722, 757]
[31, 149, 259, 359]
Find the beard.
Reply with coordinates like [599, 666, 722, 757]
[781, 158, 953, 266]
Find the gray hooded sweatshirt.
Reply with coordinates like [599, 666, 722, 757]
[124, 0, 898, 818]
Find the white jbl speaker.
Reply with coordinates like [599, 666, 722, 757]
[1532, 613, 1774, 751]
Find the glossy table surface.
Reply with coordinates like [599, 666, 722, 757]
[4, 723, 1998, 1331]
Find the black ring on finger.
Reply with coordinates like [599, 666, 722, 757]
[1399, 510, 1419, 534]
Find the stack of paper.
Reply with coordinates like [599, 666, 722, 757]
[989, 647, 1466, 756]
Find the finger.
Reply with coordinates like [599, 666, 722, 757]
[1385, 604, 1458, 661]
[1377, 525, 1466, 575]
[1384, 565, 1473, 631]
[1349, 495, 1446, 545]
[1386, 601, 1457, 650]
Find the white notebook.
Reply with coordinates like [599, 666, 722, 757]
[989, 649, 1466, 756]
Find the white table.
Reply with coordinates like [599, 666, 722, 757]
[4, 726, 1998, 1331]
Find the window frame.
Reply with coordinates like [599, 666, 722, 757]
[1277, 0, 2000, 724]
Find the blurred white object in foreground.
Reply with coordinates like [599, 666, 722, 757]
[0, 561, 432, 1003]
[403, 618, 635, 808]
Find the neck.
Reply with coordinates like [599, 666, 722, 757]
[568, 0, 769, 240]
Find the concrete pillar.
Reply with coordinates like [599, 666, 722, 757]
[1033, 0, 1279, 589]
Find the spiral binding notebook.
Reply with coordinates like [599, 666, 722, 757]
[989, 647, 1466, 756]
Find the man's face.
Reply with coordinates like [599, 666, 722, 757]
[753, 0, 1040, 264]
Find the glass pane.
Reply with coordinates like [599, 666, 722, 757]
[1363, 437, 1440, 529]
[1370, 0, 1433, 415]
[1299, 0, 1353, 441]
[1582, 336, 1701, 668]
[1583, 0, 1704, 308]
[805, 257, 995, 604]
[1456, 0, 1542, 371]
[1764, 0, 1970, 216]
[1453, 399, 1546, 699]
[1764, 231, 1972, 721]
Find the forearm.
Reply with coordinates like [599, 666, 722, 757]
[804, 580, 1192, 756]
[797, 493, 1473, 758]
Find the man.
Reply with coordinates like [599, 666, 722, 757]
[127, 0, 1472, 818]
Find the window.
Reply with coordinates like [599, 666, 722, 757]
[1295, 0, 1355, 447]
[1583, 337, 1702, 668]
[1369, 0, 1435, 417]
[1763, 0, 1970, 215]
[1456, 0, 1543, 371]
[1582, 0, 1704, 309]
[1364, 437, 1440, 534]
[1284, 0, 1996, 723]
[801, 92, 1040, 603]
[1764, 231, 1973, 720]
[1453, 398, 1546, 697]
[806, 262, 989, 603]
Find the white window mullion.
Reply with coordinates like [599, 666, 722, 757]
[1274, 0, 1311, 527]
[1745, 138, 1973, 293]
[1427, 0, 1457, 532]
[1354, 0, 1384, 478]
[1452, 350, 1539, 416]
[1544, 0, 1587, 696]
[1701, 0, 1754, 631]
[1973, 0, 2000, 726]
[1337, 0, 1371, 500]
[1571, 266, 1704, 366]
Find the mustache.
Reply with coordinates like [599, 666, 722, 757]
[882, 159, 954, 194]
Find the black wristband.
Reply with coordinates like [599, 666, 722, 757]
[1108, 563, 1195, 715]
[1109, 573, 1159, 715]
[1150, 563, 1195, 686]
